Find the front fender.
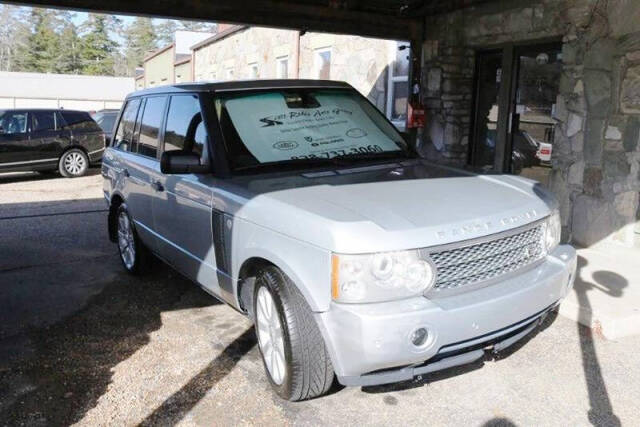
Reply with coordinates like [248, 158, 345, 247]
[232, 218, 332, 312]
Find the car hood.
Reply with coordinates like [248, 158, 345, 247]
[222, 160, 556, 252]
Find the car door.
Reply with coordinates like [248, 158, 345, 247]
[0, 110, 31, 169]
[30, 110, 70, 163]
[152, 94, 219, 294]
[119, 95, 168, 252]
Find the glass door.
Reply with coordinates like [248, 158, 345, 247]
[470, 50, 503, 170]
[469, 42, 561, 185]
[507, 44, 562, 186]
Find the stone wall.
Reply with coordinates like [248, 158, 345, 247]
[298, 33, 393, 111]
[192, 27, 399, 114]
[420, 0, 640, 248]
[193, 27, 299, 81]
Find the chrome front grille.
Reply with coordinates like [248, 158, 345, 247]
[427, 222, 545, 295]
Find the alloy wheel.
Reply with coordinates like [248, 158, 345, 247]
[117, 211, 136, 270]
[256, 286, 287, 385]
[63, 151, 86, 175]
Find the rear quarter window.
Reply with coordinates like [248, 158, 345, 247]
[61, 111, 102, 132]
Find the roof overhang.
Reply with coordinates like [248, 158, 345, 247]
[7, 0, 490, 41]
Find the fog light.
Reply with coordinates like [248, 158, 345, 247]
[410, 327, 429, 347]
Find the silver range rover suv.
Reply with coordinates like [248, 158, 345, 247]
[102, 80, 577, 401]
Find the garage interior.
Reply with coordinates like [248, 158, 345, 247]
[1, 0, 639, 425]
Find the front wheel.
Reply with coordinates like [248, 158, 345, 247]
[59, 148, 89, 177]
[254, 266, 334, 401]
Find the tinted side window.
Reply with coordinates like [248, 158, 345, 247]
[60, 111, 101, 132]
[164, 95, 205, 156]
[0, 111, 28, 134]
[95, 113, 117, 133]
[31, 111, 57, 132]
[113, 99, 140, 151]
[138, 96, 166, 158]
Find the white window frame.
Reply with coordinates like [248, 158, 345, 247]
[248, 62, 259, 79]
[386, 42, 409, 130]
[276, 56, 289, 79]
[313, 47, 332, 80]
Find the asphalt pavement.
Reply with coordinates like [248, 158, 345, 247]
[0, 170, 638, 426]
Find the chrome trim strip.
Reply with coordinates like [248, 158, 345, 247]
[88, 148, 105, 155]
[0, 158, 58, 167]
[423, 217, 547, 255]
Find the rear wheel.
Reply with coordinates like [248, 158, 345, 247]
[254, 266, 334, 401]
[59, 148, 88, 177]
[116, 204, 148, 274]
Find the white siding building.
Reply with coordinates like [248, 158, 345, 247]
[0, 71, 135, 111]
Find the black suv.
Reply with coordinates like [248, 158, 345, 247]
[0, 109, 105, 177]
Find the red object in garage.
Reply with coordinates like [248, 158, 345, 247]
[407, 102, 425, 128]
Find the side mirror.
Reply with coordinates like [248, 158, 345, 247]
[161, 151, 210, 174]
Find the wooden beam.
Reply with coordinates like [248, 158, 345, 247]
[8, 0, 420, 40]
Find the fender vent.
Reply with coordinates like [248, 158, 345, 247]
[212, 209, 232, 274]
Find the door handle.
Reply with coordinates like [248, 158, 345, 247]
[151, 180, 164, 192]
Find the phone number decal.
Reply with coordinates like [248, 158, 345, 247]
[290, 145, 384, 160]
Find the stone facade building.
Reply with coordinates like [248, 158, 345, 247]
[418, 0, 640, 249]
[192, 25, 409, 128]
[139, 31, 214, 89]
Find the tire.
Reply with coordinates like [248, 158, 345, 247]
[253, 266, 334, 401]
[115, 203, 149, 275]
[59, 148, 89, 177]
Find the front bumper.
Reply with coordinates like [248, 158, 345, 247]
[315, 244, 577, 386]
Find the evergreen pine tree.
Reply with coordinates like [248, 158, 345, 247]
[80, 13, 117, 75]
[156, 20, 177, 47]
[17, 8, 60, 73]
[57, 18, 82, 74]
[124, 17, 157, 75]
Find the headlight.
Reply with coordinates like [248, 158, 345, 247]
[544, 210, 561, 252]
[331, 250, 436, 303]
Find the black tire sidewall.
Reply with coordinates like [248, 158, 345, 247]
[253, 270, 296, 399]
[59, 148, 89, 177]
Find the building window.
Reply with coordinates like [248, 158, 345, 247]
[386, 42, 409, 129]
[276, 56, 288, 79]
[248, 62, 259, 79]
[226, 68, 234, 80]
[314, 48, 331, 80]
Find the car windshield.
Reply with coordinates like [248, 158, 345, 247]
[214, 88, 410, 171]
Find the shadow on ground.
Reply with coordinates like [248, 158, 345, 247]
[573, 255, 626, 427]
[0, 167, 101, 185]
[0, 259, 221, 426]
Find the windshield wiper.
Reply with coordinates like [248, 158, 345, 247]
[234, 156, 346, 172]
[333, 150, 412, 163]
